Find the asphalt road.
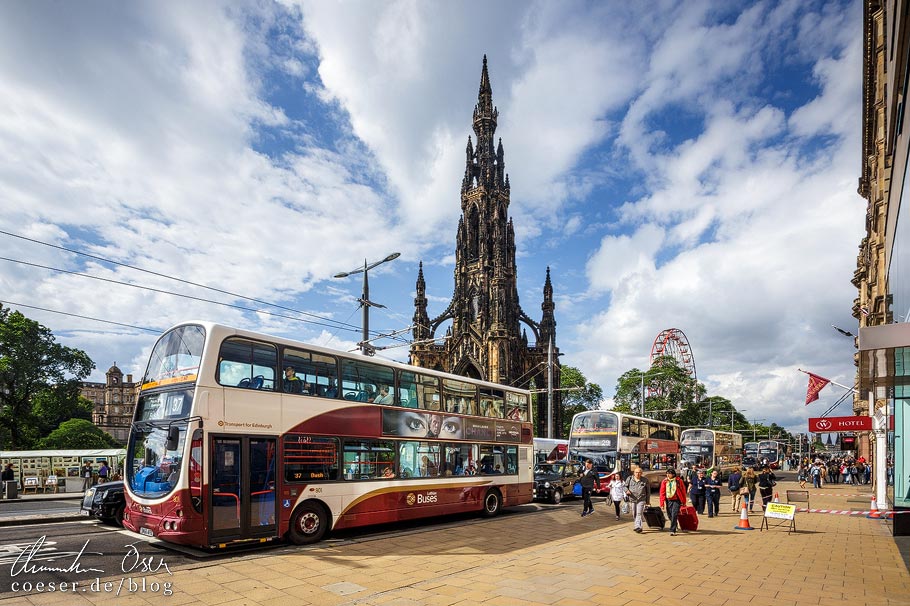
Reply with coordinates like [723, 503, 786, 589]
[0, 499, 81, 519]
[0, 519, 191, 596]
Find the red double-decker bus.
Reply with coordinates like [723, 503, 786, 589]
[122, 322, 534, 548]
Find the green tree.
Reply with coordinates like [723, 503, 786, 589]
[693, 396, 750, 430]
[612, 356, 703, 424]
[36, 419, 120, 449]
[559, 366, 603, 437]
[32, 392, 93, 441]
[0, 305, 95, 449]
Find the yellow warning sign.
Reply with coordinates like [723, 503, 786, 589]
[764, 502, 796, 520]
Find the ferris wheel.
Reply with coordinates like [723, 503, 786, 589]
[649, 328, 697, 383]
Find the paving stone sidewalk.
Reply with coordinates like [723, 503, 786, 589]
[5, 475, 908, 606]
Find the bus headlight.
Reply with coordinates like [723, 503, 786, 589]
[544, 482, 551, 488]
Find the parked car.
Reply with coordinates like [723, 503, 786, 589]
[533, 460, 583, 504]
[80, 480, 125, 526]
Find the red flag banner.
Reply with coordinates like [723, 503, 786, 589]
[805, 373, 830, 405]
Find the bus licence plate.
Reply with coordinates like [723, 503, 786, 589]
[80, 510, 90, 516]
[139, 527, 154, 537]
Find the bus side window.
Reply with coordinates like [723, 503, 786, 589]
[506, 391, 527, 421]
[217, 338, 277, 390]
[399, 371, 439, 411]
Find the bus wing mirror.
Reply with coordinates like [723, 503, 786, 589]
[166, 426, 180, 451]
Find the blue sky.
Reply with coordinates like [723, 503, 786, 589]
[0, 0, 863, 434]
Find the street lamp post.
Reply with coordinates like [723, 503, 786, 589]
[751, 419, 765, 442]
[548, 338, 553, 439]
[334, 252, 400, 355]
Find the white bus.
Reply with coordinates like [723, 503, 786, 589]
[743, 441, 759, 467]
[122, 322, 534, 548]
[679, 429, 743, 480]
[568, 411, 680, 490]
[757, 440, 782, 469]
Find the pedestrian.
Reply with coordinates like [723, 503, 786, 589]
[728, 467, 743, 512]
[659, 468, 687, 536]
[740, 467, 758, 511]
[705, 469, 722, 518]
[81, 462, 94, 491]
[98, 461, 109, 484]
[624, 467, 650, 533]
[797, 464, 807, 489]
[682, 462, 696, 485]
[578, 459, 599, 517]
[757, 466, 777, 510]
[608, 473, 625, 520]
[689, 469, 707, 515]
[811, 463, 821, 489]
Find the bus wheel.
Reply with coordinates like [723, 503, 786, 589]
[288, 503, 328, 545]
[481, 489, 502, 517]
[552, 489, 563, 505]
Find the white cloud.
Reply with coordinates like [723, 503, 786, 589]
[586, 225, 665, 294]
[0, 0, 868, 441]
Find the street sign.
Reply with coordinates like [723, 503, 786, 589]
[808, 416, 872, 432]
[764, 502, 796, 520]
[761, 502, 797, 534]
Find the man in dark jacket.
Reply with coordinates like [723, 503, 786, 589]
[579, 459, 599, 517]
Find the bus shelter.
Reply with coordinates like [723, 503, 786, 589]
[1, 449, 126, 493]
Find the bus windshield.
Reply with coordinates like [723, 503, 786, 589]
[142, 324, 206, 388]
[570, 411, 618, 433]
[680, 430, 714, 466]
[127, 422, 186, 498]
[680, 444, 713, 467]
[127, 389, 194, 498]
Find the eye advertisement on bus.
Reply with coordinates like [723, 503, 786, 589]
[380, 410, 521, 443]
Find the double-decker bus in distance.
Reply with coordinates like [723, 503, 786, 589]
[679, 429, 743, 480]
[568, 411, 680, 490]
[532, 438, 569, 463]
[743, 441, 759, 468]
[122, 322, 534, 549]
[757, 440, 782, 469]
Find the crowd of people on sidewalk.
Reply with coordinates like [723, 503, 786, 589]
[796, 456, 871, 489]
[577, 459, 780, 536]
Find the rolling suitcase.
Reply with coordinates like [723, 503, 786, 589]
[643, 506, 666, 529]
[678, 505, 699, 531]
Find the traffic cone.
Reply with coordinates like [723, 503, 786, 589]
[773, 492, 780, 503]
[734, 502, 754, 531]
[868, 495, 881, 519]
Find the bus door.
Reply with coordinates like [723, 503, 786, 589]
[209, 436, 277, 543]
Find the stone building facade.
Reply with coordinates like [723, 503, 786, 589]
[409, 57, 562, 438]
[855, 0, 900, 461]
[856, 0, 909, 521]
[80, 364, 138, 444]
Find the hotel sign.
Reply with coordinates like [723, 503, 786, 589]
[808, 416, 872, 432]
